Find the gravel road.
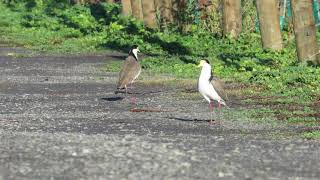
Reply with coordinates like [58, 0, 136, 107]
[0, 45, 319, 180]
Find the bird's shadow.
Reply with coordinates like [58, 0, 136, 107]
[115, 91, 141, 95]
[115, 90, 165, 95]
[101, 97, 124, 101]
[168, 117, 214, 123]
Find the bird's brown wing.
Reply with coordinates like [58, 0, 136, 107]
[210, 77, 228, 101]
[117, 56, 141, 88]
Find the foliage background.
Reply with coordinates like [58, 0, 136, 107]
[0, 0, 319, 101]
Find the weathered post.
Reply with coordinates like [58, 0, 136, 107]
[154, 0, 162, 10]
[162, 0, 173, 23]
[291, 0, 320, 64]
[141, 0, 157, 28]
[121, 0, 132, 16]
[222, 0, 242, 38]
[131, 0, 144, 21]
[256, 0, 283, 50]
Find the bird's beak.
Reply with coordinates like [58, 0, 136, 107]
[197, 62, 204, 68]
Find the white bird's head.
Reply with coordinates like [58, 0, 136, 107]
[197, 59, 210, 68]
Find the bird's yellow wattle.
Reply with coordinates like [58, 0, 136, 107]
[197, 60, 206, 67]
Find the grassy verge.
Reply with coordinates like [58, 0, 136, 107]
[0, 2, 107, 54]
[0, 1, 319, 138]
[302, 130, 320, 139]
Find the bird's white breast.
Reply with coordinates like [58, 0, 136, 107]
[198, 64, 221, 102]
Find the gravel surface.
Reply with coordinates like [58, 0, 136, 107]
[0, 47, 319, 180]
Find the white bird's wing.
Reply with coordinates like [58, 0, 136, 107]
[210, 77, 228, 101]
[206, 83, 223, 102]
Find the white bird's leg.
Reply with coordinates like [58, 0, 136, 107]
[209, 101, 214, 124]
[218, 102, 221, 121]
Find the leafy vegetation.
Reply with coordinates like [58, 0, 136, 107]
[302, 130, 320, 139]
[0, 0, 319, 136]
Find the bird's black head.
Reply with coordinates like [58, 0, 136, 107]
[198, 59, 211, 68]
[131, 45, 139, 50]
[202, 59, 210, 64]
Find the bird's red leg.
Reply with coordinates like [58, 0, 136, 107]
[218, 102, 222, 121]
[130, 96, 137, 104]
[209, 102, 214, 124]
[209, 102, 214, 111]
[125, 85, 136, 104]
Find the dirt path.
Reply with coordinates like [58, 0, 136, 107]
[0, 45, 319, 179]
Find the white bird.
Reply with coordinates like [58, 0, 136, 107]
[198, 59, 228, 122]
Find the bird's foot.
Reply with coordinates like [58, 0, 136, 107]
[208, 120, 220, 126]
[209, 102, 215, 111]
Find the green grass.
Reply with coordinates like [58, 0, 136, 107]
[302, 130, 320, 139]
[105, 60, 122, 72]
[0, 2, 108, 54]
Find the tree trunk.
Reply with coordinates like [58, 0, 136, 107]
[72, 0, 85, 4]
[121, 0, 132, 16]
[154, 0, 165, 23]
[141, 0, 157, 28]
[89, 0, 113, 3]
[171, 0, 180, 22]
[256, 0, 283, 50]
[154, 0, 162, 22]
[131, 0, 144, 21]
[162, 0, 173, 23]
[171, 0, 188, 31]
[291, 0, 320, 64]
[154, 0, 162, 10]
[222, 0, 242, 38]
